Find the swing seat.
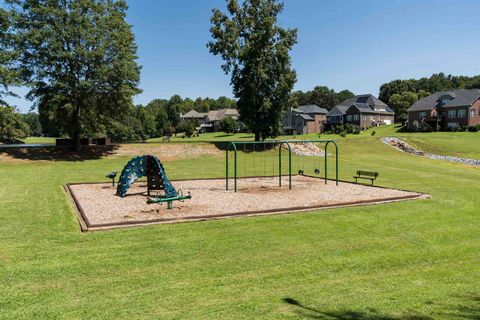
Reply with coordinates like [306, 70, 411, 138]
[314, 168, 320, 174]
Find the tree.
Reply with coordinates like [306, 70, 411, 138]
[208, 0, 297, 141]
[0, 7, 20, 104]
[7, 0, 141, 150]
[219, 116, 237, 133]
[293, 86, 354, 110]
[176, 120, 196, 138]
[21, 112, 42, 136]
[0, 106, 29, 143]
[388, 91, 418, 121]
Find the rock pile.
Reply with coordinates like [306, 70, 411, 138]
[382, 137, 480, 166]
[284, 142, 326, 157]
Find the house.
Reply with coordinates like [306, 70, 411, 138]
[406, 89, 480, 131]
[180, 108, 239, 132]
[327, 94, 395, 129]
[283, 104, 328, 135]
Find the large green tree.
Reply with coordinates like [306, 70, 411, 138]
[208, 0, 297, 141]
[0, 105, 29, 143]
[7, 0, 141, 150]
[293, 86, 354, 110]
[388, 91, 419, 121]
[0, 7, 20, 104]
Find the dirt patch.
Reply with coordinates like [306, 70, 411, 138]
[0, 143, 222, 163]
[67, 175, 428, 231]
[114, 143, 222, 161]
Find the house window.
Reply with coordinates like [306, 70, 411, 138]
[362, 115, 367, 120]
[353, 115, 359, 121]
[447, 110, 457, 118]
[471, 109, 476, 117]
[346, 115, 352, 121]
[458, 109, 467, 118]
[419, 111, 427, 119]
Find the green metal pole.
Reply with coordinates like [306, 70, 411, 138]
[226, 147, 229, 191]
[234, 145, 237, 192]
[288, 145, 292, 190]
[278, 143, 282, 187]
[324, 142, 328, 184]
[335, 143, 339, 186]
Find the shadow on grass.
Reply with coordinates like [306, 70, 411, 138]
[0, 145, 119, 162]
[282, 298, 433, 320]
[440, 294, 480, 320]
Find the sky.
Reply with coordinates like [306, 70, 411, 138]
[5, 0, 480, 113]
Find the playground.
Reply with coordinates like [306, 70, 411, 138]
[68, 175, 425, 230]
[66, 139, 428, 231]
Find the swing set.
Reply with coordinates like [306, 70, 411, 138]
[226, 140, 339, 192]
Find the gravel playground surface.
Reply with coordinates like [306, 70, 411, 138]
[68, 175, 427, 230]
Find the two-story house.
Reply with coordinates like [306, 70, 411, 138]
[327, 94, 395, 129]
[283, 104, 328, 135]
[407, 89, 480, 131]
[180, 108, 240, 132]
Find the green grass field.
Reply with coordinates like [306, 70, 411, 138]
[22, 136, 57, 144]
[1, 130, 479, 319]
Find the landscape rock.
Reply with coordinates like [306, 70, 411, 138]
[381, 137, 480, 166]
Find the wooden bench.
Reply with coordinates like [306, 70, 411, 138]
[353, 170, 378, 185]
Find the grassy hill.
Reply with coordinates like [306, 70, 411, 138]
[0, 130, 479, 319]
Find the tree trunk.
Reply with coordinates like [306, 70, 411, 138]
[254, 131, 260, 141]
[73, 131, 81, 152]
[72, 102, 81, 152]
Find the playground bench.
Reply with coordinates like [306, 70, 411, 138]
[353, 170, 378, 185]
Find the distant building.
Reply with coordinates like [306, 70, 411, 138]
[327, 94, 394, 129]
[406, 89, 480, 131]
[283, 104, 328, 135]
[180, 108, 239, 132]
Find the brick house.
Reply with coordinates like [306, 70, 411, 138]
[406, 89, 480, 131]
[327, 94, 395, 129]
[180, 108, 239, 132]
[283, 104, 328, 135]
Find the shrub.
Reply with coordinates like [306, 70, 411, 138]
[176, 120, 196, 138]
[340, 131, 347, 137]
[219, 117, 237, 134]
[371, 130, 376, 136]
[468, 125, 479, 132]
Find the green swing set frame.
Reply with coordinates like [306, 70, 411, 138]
[226, 140, 339, 192]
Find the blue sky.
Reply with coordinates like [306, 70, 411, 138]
[6, 0, 480, 112]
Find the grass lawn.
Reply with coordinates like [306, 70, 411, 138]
[22, 136, 57, 144]
[0, 133, 479, 319]
[147, 125, 480, 160]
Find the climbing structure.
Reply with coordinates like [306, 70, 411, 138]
[116, 155, 190, 208]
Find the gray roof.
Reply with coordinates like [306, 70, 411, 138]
[349, 103, 395, 114]
[339, 94, 388, 109]
[298, 113, 314, 121]
[181, 110, 207, 118]
[327, 105, 350, 116]
[206, 108, 239, 121]
[335, 94, 394, 114]
[297, 104, 328, 114]
[407, 89, 480, 112]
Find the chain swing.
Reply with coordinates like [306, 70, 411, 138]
[314, 143, 321, 175]
[297, 145, 305, 175]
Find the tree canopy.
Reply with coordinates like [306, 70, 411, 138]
[0, 105, 29, 143]
[379, 73, 480, 107]
[292, 86, 354, 110]
[6, 0, 141, 150]
[208, 0, 297, 140]
[0, 7, 20, 104]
